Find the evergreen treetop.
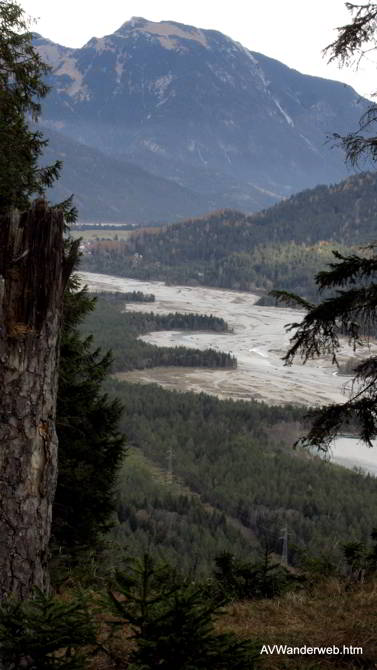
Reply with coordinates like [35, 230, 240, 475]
[53, 277, 126, 555]
[0, 0, 76, 220]
[271, 4, 377, 450]
[325, 2, 377, 166]
[272, 246, 377, 448]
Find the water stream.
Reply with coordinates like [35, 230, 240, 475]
[79, 271, 377, 475]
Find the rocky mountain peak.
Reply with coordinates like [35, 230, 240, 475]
[114, 17, 210, 50]
[35, 19, 371, 222]
[32, 33, 73, 68]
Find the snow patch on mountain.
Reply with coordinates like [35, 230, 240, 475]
[218, 141, 235, 164]
[207, 63, 236, 86]
[272, 97, 294, 126]
[299, 134, 319, 153]
[236, 42, 258, 65]
[197, 145, 208, 165]
[54, 56, 90, 100]
[142, 139, 167, 155]
[115, 56, 124, 84]
[236, 44, 272, 92]
[249, 183, 284, 198]
[186, 140, 208, 165]
[152, 74, 174, 97]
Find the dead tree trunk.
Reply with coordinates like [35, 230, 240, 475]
[0, 201, 67, 600]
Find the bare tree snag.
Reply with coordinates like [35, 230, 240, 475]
[0, 201, 67, 600]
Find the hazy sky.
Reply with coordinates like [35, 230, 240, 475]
[19, 0, 377, 99]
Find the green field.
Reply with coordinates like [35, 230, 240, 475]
[71, 228, 135, 241]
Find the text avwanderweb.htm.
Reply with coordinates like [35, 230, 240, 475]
[260, 644, 362, 655]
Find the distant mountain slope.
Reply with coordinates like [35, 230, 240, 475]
[42, 128, 215, 223]
[35, 18, 370, 220]
[94, 170, 377, 255]
[82, 171, 377, 298]
[248, 171, 377, 245]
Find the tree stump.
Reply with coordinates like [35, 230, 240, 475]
[0, 201, 66, 600]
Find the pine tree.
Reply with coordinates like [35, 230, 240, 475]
[0, 0, 62, 212]
[272, 248, 377, 449]
[324, 3, 377, 166]
[53, 276, 126, 554]
[271, 4, 377, 450]
[107, 554, 259, 670]
[0, 0, 81, 598]
[0, 589, 96, 669]
[0, 1, 113, 597]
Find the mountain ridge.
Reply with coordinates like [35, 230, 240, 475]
[35, 18, 370, 221]
[81, 170, 377, 297]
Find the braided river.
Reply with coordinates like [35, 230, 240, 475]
[79, 271, 377, 475]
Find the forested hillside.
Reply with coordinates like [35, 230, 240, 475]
[74, 293, 377, 574]
[82, 171, 377, 299]
[106, 378, 377, 574]
[248, 170, 377, 246]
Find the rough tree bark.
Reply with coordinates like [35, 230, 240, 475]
[0, 200, 68, 600]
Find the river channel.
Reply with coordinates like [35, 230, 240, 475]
[79, 271, 377, 475]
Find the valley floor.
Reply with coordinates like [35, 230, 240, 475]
[80, 271, 364, 408]
[80, 271, 377, 474]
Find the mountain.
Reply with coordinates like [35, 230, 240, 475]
[42, 128, 216, 223]
[82, 170, 377, 297]
[89, 170, 377, 255]
[35, 19, 370, 221]
[247, 170, 377, 245]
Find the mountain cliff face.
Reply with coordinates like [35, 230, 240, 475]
[35, 18, 369, 221]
